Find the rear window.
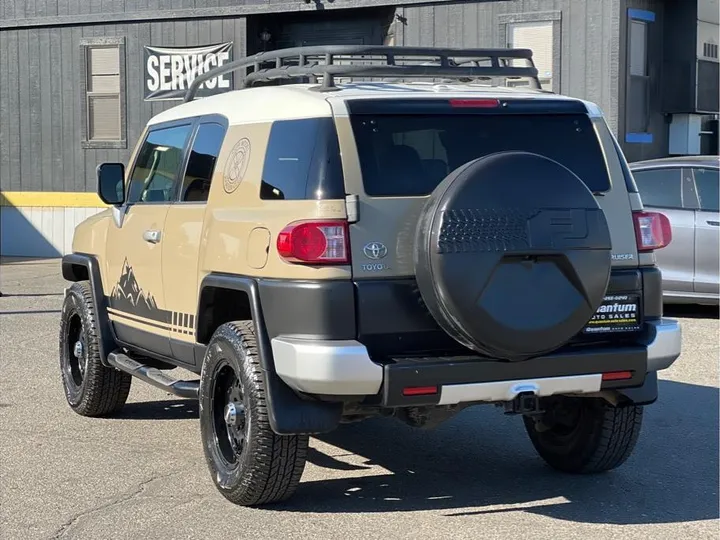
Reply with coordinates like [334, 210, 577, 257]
[260, 118, 345, 200]
[348, 102, 611, 197]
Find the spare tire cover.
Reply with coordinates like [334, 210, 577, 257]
[415, 151, 612, 361]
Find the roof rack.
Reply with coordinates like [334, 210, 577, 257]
[184, 45, 542, 102]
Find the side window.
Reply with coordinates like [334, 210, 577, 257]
[693, 167, 719, 212]
[632, 168, 683, 209]
[127, 124, 192, 204]
[260, 118, 345, 200]
[180, 123, 226, 203]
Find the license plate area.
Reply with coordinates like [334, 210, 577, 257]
[583, 294, 642, 334]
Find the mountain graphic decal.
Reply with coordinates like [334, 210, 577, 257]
[110, 259, 169, 323]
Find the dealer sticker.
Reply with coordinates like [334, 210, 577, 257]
[583, 294, 642, 334]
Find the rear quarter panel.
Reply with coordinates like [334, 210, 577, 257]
[198, 122, 351, 283]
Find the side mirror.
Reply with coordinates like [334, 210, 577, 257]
[97, 163, 125, 206]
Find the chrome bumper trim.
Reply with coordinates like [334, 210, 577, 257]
[271, 337, 382, 395]
[437, 374, 603, 406]
[645, 318, 682, 372]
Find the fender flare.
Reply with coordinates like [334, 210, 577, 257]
[198, 273, 342, 435]
[61, 253, 116, 367]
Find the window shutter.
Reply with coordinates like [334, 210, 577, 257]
[88, 47, 120, 75]
[88, 95, 121, 140]
[509, 21, 554, 84]
[84, 44, 123, 143]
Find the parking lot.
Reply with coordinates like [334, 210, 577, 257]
[0, 257, 718, 540]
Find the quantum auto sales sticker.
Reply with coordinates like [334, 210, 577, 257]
[583, 294, 642, 334]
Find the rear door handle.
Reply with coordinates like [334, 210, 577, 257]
[707, 220, 719, 227]
[143, 229, 161, 243]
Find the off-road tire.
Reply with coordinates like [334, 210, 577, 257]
[523, 397, 643, 473]
[199, 321, 309, 506]
[59, 281, 132, 416]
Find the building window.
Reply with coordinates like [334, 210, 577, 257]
[498, 11, 561, 93]
[80, 37, 126, 149]
[625, 10, 654, 144]
[508, 21, 554, 90]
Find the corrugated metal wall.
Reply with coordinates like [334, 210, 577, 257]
[1, 0, 250, 18]
[0, 18, 247, 194]
[395, 0, 623, 135]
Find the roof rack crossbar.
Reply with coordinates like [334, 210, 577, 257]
[183, 45, 542, 102]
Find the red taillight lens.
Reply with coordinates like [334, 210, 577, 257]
[277, 220, 349, 264]
[602, 371, 633, 381]
[633, 211, 672, 252]
[402, 386, 439, 397]
[449, 98, 500, 108]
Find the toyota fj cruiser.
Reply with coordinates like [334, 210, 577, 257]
[59, 46, 682, 507]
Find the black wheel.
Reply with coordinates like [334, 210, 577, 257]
[59, 281, 132, 416]
[199, 321, 309, 506]
[523, 397, 643, 473]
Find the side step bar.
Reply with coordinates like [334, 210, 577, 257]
[107, 351, 199, 399]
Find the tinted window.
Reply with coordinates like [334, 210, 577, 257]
[632, 168, 683, 209]
[181, 123, 226, 202]
[127, 124, 192, 203]
[349, 113, 611, 197]
[693, 167, 719, 212]
[260, 118, 345, 200]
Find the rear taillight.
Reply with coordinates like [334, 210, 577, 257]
[276, 220, 349, 264]
[633, 211, 672, 252]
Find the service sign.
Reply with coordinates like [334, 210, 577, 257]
[144, 42, 233, 101]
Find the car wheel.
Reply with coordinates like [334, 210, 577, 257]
[59, 281, 132, 416]
[523, 396, 643, 473]
[199, 321, 309, 506]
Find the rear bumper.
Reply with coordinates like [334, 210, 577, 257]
[270, 318, 681, 407]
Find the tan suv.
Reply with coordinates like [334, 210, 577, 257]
[59, 46, 682, 507]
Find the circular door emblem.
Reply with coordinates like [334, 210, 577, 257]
[223, 138, 251, 194]
[363, 242, 388, 260]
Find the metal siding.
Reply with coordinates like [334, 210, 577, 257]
[400, 0, 621, 134]
[3, 31, 22, 191]
[27, 29, 42, 192]
[39, 28, 53, 192]
[0, 30, 8, 192]
[50, 29, 64, 191]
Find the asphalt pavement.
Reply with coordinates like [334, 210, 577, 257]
[1, 258, 718, 540]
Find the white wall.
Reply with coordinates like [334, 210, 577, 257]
[0, 207, 105, 257]
[699, 0, 719, 24]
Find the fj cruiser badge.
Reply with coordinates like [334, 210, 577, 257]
[223, 138, 251, 194]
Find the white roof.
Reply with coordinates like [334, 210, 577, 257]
[148, 82, 603, 126]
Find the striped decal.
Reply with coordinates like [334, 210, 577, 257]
[108, 306, 196, 335]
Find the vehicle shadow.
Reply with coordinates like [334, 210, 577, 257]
[0, 309, 61, 315]
[664, 304, 719, 319]
[114, 399, 199, 420]
[0, 292, 63, 298]
[269, 379, 719, 525]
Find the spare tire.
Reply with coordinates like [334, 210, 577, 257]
[415, 151, 612, 361]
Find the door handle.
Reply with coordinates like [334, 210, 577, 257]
[707, 220, 720, 227]
[143, 229, 161, 243]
